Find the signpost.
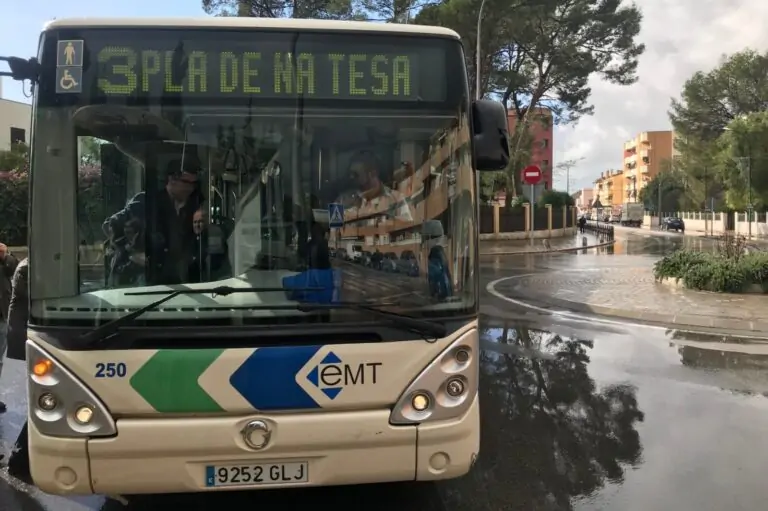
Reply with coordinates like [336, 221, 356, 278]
[522, 165, 542, 240]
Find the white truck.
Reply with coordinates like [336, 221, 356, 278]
[620, 202, 644, 227]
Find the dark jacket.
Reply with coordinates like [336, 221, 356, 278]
[0, 253, 19, 322]
[7, 257, 28, 361]
[103, 188, 204, 285]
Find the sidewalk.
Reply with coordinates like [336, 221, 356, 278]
[491, 255, 768, 335]
[480, 233, 607, 255]
[611, 222, 768, 246]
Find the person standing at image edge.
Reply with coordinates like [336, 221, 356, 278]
[0, 242, 20, 412]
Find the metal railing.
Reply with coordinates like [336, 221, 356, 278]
[582, 221, 615, 241]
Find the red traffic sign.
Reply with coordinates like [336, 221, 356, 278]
[522, 165, 542, 185]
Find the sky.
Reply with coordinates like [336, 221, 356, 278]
[3, 0, 768, 192]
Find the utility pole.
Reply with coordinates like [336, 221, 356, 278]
[657, 178, 662, 229]
[556, 157, 584, 195]
[735, 156, 752, 240]
[703, 166, 708, 237]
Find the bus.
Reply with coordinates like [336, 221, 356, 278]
[1, 17, 509, 497]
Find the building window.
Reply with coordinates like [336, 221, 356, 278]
[542, 159, 549, 168]
[541, 139, 549, 148]
[10, 127, 25, 145]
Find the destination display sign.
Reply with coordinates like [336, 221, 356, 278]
[55, 31, 449, 102]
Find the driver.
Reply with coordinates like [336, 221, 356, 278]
[103, 158, 205, 285]
[338, 150, 413, 222]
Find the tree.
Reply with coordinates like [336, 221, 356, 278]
[670, 50, 768, 143]
[202, 0, 355, 19]
[669, 50, 768, 209]
[538, 189, 574, 208]
[637, 171, 687, 213]
[490, 0, 645, 123]
[418, 0, 644, 196]
[719, 112, 768, 210]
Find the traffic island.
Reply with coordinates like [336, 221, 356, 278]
[488, 263, 768, 335]
[653, 237, 768, 294]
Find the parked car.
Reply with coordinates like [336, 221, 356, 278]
[381, 252, 398, 272]
[370, 250, 384, 270]
[397, 250, 420, 277]
[350, 245, 363, 263]
[662, 217, 685, 233]
[361, 250, 373, 267]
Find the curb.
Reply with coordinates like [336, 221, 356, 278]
[480, 239, 615, 256]
[498, 276, 768, 335]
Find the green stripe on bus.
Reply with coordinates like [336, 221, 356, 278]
[129, 349, 225, 413]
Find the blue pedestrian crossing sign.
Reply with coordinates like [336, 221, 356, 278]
[328, 203, 344, 228]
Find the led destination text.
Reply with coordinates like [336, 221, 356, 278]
[95, 46, 415, 99]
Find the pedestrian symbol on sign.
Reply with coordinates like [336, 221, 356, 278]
[328, 203, 344, 228]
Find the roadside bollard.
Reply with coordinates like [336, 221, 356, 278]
[582, 236, 587, 247]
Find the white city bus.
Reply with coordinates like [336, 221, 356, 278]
[1, 17, 509, 497]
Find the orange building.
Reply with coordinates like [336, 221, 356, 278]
[622, 131, 674, 202]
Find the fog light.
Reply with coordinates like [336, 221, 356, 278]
[74, 406, 94, 424]
[455, 349, 470, 363]
[411, 393, 430, 412]
[38, 392, 57, 411]
[446, 378, 465, 397]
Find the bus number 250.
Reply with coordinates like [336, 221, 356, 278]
[95, 362, 128, 378]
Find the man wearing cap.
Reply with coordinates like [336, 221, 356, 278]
[103, 159, 205, 285]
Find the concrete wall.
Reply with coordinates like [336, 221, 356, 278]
[0, 98, 32, 151]
[479, 204, 577, 240]
[642, 211, 768, 239]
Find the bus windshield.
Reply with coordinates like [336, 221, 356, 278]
[29, 28, 476, 327]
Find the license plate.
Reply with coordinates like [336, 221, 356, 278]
[205, 461, 309, 487]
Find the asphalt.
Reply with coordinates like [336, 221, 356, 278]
[485, 229, 768, 335]
[2, 228, 768, 510]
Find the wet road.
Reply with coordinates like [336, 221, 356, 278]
[3, 230, 768, 510]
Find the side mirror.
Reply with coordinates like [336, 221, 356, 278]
[472, 99, 510, 171]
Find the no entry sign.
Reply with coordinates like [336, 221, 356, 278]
[522, 165, 542, 185]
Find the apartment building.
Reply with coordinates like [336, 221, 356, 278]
[572, 188, 593, 212]
[507, 107, 553, 199]
[622, 131, 674, 202]
[0, 83, 32, 151]
[593, 169, 625, 208]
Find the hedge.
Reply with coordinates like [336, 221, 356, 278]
[0, 166, 104, 247]
[653, 249, 768, 293]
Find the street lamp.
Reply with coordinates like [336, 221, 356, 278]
[476, 0, 488, 100]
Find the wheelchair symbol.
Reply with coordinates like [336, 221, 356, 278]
[59, 70, 79, 90]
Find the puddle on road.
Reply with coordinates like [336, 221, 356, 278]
[475, 318, 768, 511]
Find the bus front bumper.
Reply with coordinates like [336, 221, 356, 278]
[29, 396, 479, 495]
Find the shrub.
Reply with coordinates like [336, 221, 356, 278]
[653, 248, 768, 293]
[653, 250, 710, 281]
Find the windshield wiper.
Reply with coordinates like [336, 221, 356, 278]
[297, 302, 446, 340]
[79, 285, 322, 345]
